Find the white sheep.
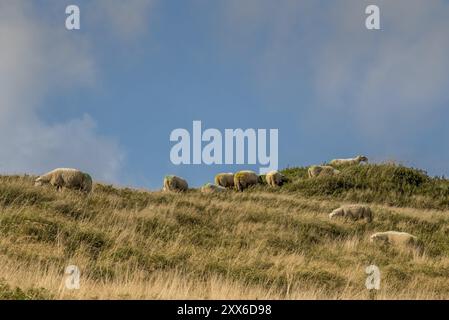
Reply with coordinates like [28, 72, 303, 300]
[370, 231, 423, 252]
[265, 170, 287, 187]
[308, 165, 340, 178]
[163, 175, 188, 192]
[329, 204, 373, 222]
[214, 173, 235, 189]
[35, 168, 93, 193]
[329, 155, 368, 166]
[234, 170, 259, 192]
[200, 183, 227, 193]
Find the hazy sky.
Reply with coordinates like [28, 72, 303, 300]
[1, 0, 449, 188]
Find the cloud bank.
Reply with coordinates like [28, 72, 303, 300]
[0, 0, 154, 182]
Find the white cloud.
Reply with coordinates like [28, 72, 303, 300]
[0, 0, 125, 182]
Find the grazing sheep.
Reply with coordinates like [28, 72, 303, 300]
[163, 175, 188, 192]
[35, 168, 93, 193]
[265, 170, 287, 187]
[214, 173, 235, 189]
[329, 204, 373, 222]
[234, 170, 259, 192]
[200, 183, 226, 193]
[329, 155, 368, 166]
[308, 165, 340, 178]
[81, 173, 93, 193]
[370, 231, 423, 252]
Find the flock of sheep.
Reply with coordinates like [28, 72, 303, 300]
[32, 155, 422, 253]
[163, 170, 287, 194]
[163, 155, 370, 193]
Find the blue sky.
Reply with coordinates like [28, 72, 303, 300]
[1, 0, 449, 189]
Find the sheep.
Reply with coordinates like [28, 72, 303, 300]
[214, 173, 235, 189]
[200, 183, 226, 193]
[163, 175, 188, 192]
[82, 173, 93, 193]
[265, 170, 287, 187]
[308, 165, 340, 178]
[34, 168, 93, 193]
[370, 231, 423, 252]
[234, 170, 259, 192]
[329, 204, 373, 222]
[329, 155, 368, 166]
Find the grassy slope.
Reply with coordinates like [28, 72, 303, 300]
[0, 164, 449, 299]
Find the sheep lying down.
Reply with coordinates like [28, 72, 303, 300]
[370, 231, 423, 251]
[308, 165, 340, 178]
[200, 183, 226, 193]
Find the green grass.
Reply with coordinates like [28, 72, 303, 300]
[0, 279, 52, 300]
[280, 163, 449, 209]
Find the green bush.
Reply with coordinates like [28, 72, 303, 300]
[0, 279, 52, 300]
[280, 164, 449, 209]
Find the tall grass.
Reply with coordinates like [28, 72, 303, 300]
[0, 164, 449, 299]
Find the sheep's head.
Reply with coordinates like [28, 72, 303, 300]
[34, 177, 44, 186]
[370, 233, 387, 243]
[329, 208, 343, 219]
[280, 174, 289, 184]
[357, 155, 368, 162]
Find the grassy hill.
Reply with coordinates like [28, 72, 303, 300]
[1, 163, 449, 299]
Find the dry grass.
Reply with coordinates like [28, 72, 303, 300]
[0, 174, 449, 299]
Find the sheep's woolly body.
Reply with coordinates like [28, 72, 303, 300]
[200, 183, 226, 193]
[308, 165, 340, 178]
[234, 170, 259, 192]
[35, 168, 92, 193]
[329, 155, 368, 166]
[163, 175, 188, 192]
[370, 231, 422, 252]
[214, 173, 235, 188]
[265, 170, 286, 187]
[329, 204, 373, 222]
